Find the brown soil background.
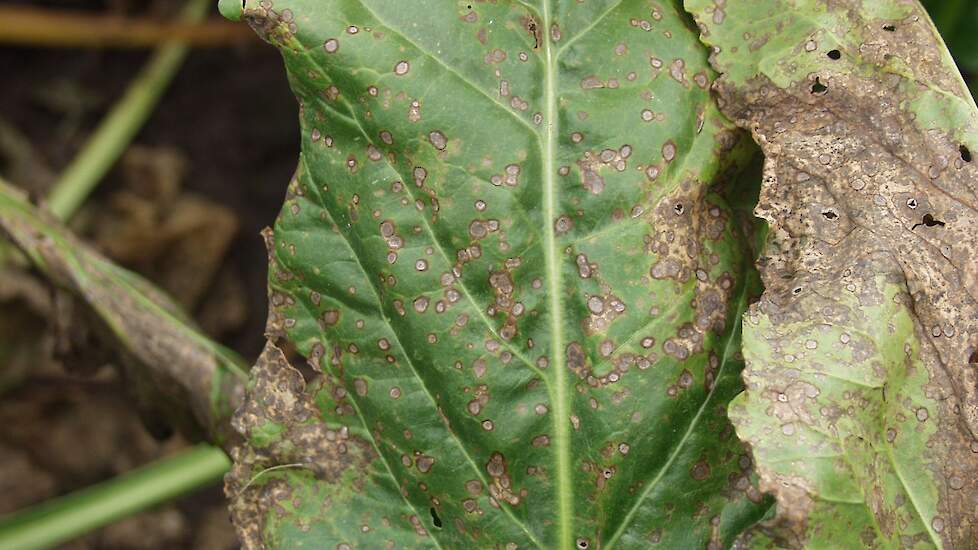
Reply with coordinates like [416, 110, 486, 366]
[0, 1, 297, 548]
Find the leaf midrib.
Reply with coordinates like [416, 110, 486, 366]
[539, 2, 574, 549]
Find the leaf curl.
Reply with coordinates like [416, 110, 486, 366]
[684, 0, 978, 546]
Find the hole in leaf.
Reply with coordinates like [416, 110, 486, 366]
[912, 213, 946, 230]
[827, 49, 841, 60]
[576, 539, 590, 549]
[821, 209, 838, 220]
[429, 507, 443, 528]
[811, 77, 828, 94]
[961, 144, 972, 162]
[882, 24, 896, 31]
[526, 19, 540, 49]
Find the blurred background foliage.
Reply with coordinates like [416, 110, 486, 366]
[923, 0, 978, 93]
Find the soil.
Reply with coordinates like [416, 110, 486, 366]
[0, 1, 298, 547]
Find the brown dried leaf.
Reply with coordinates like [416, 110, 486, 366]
[0, 180, 247, 446]
[685, 0, 978, 546]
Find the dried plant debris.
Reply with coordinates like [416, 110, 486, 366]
[228, 0, 772, 547]
[84, 146, 249, 340]
[0, 181, 247, 445]
[0, 266, 55, 391]
[685, 0, 978, 546]
[87, 146, 240, 316]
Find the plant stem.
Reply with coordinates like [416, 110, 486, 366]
[0, 6, 254, 49]
[45, 0, 212, 221]
[0, 445, 230, 550]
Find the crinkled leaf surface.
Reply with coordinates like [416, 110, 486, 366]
[225, 1, 771, 548]
[0, 181, 247, 445]
[684, 0, 978, 546]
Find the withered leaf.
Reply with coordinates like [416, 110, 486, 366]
[685, 0, 978, 546]
[0, 180, 247, 446]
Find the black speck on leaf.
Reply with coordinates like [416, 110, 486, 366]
[429, 507, 442, 528]
[911, 213, 946, 230]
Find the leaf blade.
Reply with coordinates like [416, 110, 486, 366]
[684, 0, 978, 546]
[230, 1, 769, 547]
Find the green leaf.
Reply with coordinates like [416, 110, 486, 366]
[684, 0, 978, 547]
[0, 180, 247, 445]
[226, 1, 771, 548]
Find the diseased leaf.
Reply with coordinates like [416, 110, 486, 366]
[684, 0, 978, 546]
[0, 180, 247, 445]
[226, 1, 771, 548]
[921, 0, 978, 77]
